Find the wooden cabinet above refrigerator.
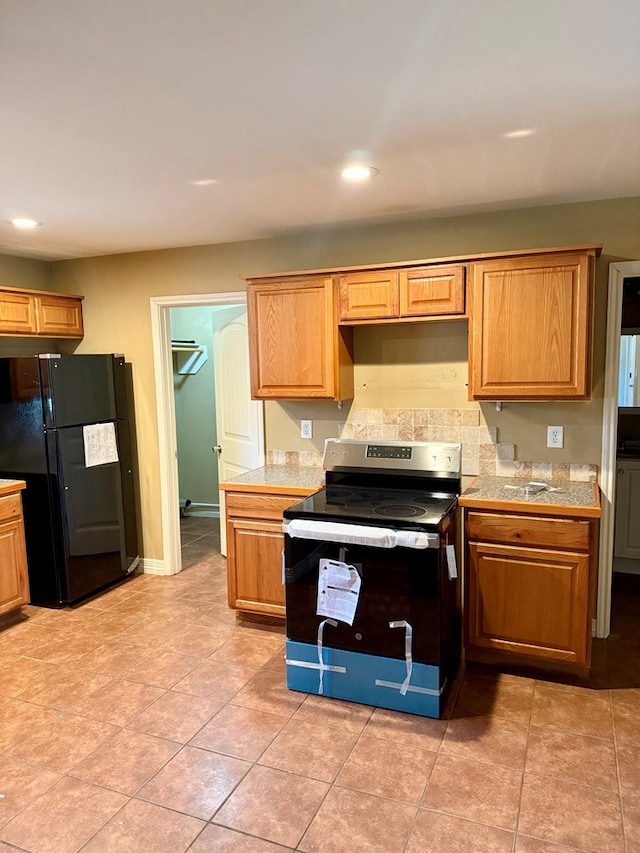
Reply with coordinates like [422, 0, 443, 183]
[0, 286, 84, 339]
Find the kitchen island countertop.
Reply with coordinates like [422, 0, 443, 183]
[0, 479, 26, 497]
[459, 476, 601, 518]
[220, 465, 324, 496]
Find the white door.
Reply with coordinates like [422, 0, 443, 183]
[213, 309, 264, 555]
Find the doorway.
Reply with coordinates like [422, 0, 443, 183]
[598, 260, 640, 636]
[151, 292, 264, 576]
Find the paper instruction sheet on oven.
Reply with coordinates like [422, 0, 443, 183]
[316, 559, 361, 626]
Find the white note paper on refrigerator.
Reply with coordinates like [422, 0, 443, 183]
[83, 422, 119, 468]
[316, 559, 361, 626]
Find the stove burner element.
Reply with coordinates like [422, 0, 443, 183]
[373, 504, 426, 518]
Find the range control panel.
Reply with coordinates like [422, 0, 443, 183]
[366, 445, 412, 460]
[324, 439, 461, 475]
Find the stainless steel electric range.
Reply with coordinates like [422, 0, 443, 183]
[283, 438, 462, 719]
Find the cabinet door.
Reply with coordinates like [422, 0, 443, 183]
[399, 265, 465, 317]
[469, 252, 592, 399]
[466, 541, 590, 665]
[248, 276, 352, 400]
[338, 271, 399, 321]
[226, 518, 286, 617]
[0, 292, 37, 335]
[615, 461, 640, 559]
[0, 495, 30, 615]
[35, 294, 84, 338]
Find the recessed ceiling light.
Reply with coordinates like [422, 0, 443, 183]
[190, 178, 219, 186]
[502, 128, 536, 139]
[9, 217, 43, 229]
[339, 165, 379, 181]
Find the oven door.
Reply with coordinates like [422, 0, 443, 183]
[284, 520, 459, 667]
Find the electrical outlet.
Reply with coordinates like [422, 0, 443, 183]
[547, 425, 564, 448]
[300, 420, 313, 439]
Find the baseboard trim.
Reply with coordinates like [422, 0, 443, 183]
[186, 503, 220, 518]
[139, 558, 171, 576]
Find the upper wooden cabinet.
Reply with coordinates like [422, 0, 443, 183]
[338, 264, 466, 323]
[468, 250, 595, 400]
[247, 275, 354, 400]
[0, 287, 84, 339]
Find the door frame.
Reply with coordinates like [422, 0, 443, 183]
[598, 260, 640, 636]
[150, 291, 261, 575]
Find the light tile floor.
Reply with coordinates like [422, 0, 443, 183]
[0, 516, 639, 851]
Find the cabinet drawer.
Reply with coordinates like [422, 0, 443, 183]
[466, 511, 591, 551]
[399, 265, 465, 317]
[0, 493, 23, 523]
[338, 271, 399, 321]
[226, 492, 301, 521]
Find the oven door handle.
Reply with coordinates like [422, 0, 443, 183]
[283, 519, 439, 549]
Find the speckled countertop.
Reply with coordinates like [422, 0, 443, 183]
[0, 478, 26, 497]
[459, 476, 601, 518]
[220, 465, 324, 496]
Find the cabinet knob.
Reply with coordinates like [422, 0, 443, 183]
[619, 467, 625, 475]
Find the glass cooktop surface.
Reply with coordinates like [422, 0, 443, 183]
[284, 484, 457, 529]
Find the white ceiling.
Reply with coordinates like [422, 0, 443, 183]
[2, 0, 639, 261]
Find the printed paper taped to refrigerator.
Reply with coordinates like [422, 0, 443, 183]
[83, 422, 119, 468]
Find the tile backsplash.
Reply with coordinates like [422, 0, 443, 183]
[269, 407, 598, 482]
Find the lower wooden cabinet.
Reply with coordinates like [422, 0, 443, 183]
[225, 488, 311, 619]
[0, 487, 30, 616]
[465, 509, 595, 667]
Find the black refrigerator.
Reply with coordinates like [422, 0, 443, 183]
[0, 354, 140, 607]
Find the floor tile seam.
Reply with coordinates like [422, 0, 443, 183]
[533, 680, 613, 699]
[437, 743, 527, 774]
[533, 675, 614, 697]
[292, 778, 362, 853]
[226, 699, 296, 721]
[512, 829, 591, 853]
[325, 774, 428, 810]
[527, 719, 619, 743]
[116, 656, 205, 690]
[414, 797, 521, 835]
[449, 708, 533, 726]
[520, 768, 626, 797]
[611, 706, 632, 852]
[0, 780, 65, 845]
[65, 742, 184, 800]
[523, 755, 621, 793]
[512, 701, 542, 847]
[527, 718, 616, 742]
[412, 805, 517, 840]
[130, 745, 254, 819]
[253, 717, 366, 790]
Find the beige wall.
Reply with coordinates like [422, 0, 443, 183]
[0, 254, 51, 290]
[46, 195, 640, 564]
[0, 254, 73, 357]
